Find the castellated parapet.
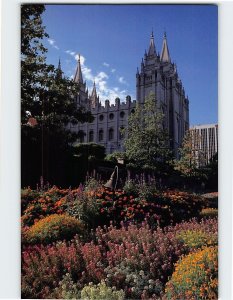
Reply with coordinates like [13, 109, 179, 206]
[71, 95, 137, 154]
[69, 32, 189, 155]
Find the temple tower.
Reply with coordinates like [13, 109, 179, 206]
[136, 32, 189, 156]
[74, 54, 89, 107]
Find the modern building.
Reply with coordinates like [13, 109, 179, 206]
[71, 32, 189, 156]
[190, 123, 218, 167]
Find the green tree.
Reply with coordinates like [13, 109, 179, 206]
[174, 130, 205, 178]
[123, 92, 172, 176]
[21, 4, 93, 187]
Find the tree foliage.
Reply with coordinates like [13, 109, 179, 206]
[174, 130, 205, 178]
[123, 92, 172, 174]
[21, 4, 93, 187]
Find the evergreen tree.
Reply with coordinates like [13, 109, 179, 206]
[123, 92, 172, 176]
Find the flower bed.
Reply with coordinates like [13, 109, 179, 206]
[22, 218, 217, 299]
[21, 186, 82, 226]
[21, 184, 218, 299]
[22, 187, 205, 228]
[94, 188, 204, 227]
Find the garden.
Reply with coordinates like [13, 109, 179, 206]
[21, 179, 218, 299]
[21, 6, 218, 298]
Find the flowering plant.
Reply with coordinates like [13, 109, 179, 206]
[165, 246, 218, 299]
[23, 214, 85, 245]
[81, 280, 125, 300]
[22, 239, 84, 299]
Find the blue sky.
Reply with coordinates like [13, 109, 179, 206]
[42, 4, 218, 126]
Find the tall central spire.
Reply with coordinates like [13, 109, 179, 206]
[160, 32, 171, 63]
[74, 54, 83, 83]
[148, 31, 156, 56]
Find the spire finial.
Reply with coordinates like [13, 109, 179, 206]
[148, 29, 156, 56]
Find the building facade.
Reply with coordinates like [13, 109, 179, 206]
[190, 124, 218, 167]
[71, 32, 189, 155]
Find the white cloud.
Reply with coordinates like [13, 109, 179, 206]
[82, 65, 93, 81]
[118, 76, 127, 85]
[103, 62, 110, 67]
[74, 54, 85, 65]
[96, 71, 108, 81]
[48, 39, 55, 45]
[48, 38, 59, 50]
[66, 50, 76, 56]
[111, 69, 116, 73]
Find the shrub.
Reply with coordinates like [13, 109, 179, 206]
[160, 190, 204, 225]
[21, 186, 70, 226]
[21, 240, 84, 299]
[23, 214, 85, 245]
[165, 246, 218, 299]
[137, 181, 157, 201]
[65, 181, 100, 228]
[170, 217, 218, 252]
[200, 208, 218, 218]
[123, 179, 138, 196]
[176, 229, 217, 250]
[201, 192, 218, 208]
[104, 265, 163, 299]
[21, 188, 41, 212]
[95, 222, 186, 298]
[81, 280, 125, 300]
[52, 273, 81, 299]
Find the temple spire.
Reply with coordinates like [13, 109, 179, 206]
[148, 31, 156, 56]
[90, 80, 99, 108]
[160, 32, 171, 63]
[56, 57, 62, 80]
[74, 54, 83, 83]
[91, 81, 97, 98]
[58, 57, 61, 70]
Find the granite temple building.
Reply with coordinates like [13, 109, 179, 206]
[69, 32, 190, 156]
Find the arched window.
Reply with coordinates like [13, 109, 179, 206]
[109, 128, 114, 141]
[120, 111, 125, 118]
[89, 130, 94, 142]
[99, 114, 104, 121]
[99, 129, 103, 141]
[109, 113, 114, 120]
[78, 130, 85, 143]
